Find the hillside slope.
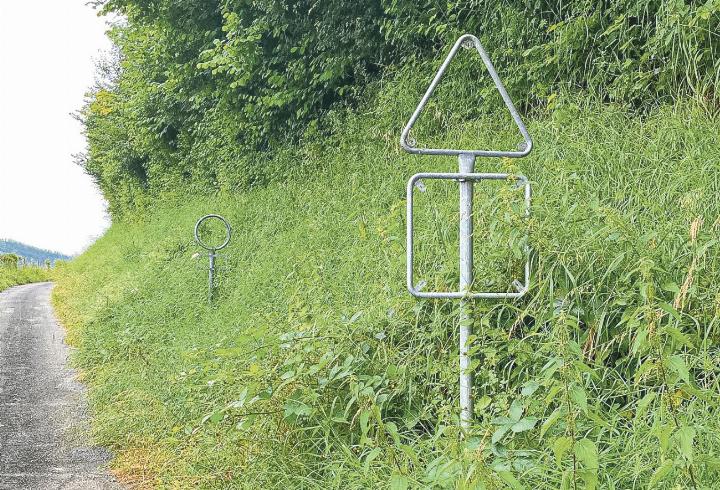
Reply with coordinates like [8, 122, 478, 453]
[54, 99, 720, 488]
[0, 239, 70, 265]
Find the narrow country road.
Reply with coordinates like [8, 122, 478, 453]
[0, 283, 120, 490]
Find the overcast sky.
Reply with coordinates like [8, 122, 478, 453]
[0, 1, 113, 256]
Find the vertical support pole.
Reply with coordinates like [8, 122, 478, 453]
[458, 153, 475, 430]
[208, 250, 216, 304]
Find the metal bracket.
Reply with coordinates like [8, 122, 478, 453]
[406, 172, 531, 299]
[399, 34, 532, 158]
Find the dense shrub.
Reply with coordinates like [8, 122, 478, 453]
[80, 0, 720, 215]
[56, 100, 720, 488]
[61, 2, 720, 487]
[0, 265, 51, 291]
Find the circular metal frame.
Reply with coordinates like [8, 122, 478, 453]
[194, 214, 232, 251]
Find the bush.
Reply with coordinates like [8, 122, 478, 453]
[80, 0, 720, 215]
[54, 97, 720, 488]
[0, 264, 51, 291]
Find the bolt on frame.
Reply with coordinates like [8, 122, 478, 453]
[400, 34, 534, 431]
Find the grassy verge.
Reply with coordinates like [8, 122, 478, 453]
[0, 267, 51, 291]
[53, 95, 720, 488]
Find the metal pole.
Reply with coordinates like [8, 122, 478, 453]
[458, 153, 475, 430]
[400, 34, 533, 432]
[208, 250, 215, 304]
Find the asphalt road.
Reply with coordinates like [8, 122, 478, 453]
[0, 282, 121, 490]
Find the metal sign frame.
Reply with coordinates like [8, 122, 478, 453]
[399, 34, 534, 431]
[194, 214, 232, 303]
[400, 34, 532, 158]
[406, 172, 531, 299]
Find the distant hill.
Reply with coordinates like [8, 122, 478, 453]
[0, 239, 71, 265]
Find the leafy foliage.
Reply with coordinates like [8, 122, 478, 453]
[66, 1, 720, 486]
[55, 99, 720, 488]
[80, 0, 720, 216]
[0, 262, 51, 291]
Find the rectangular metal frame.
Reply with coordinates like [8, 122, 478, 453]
[406, 172, 531, 299]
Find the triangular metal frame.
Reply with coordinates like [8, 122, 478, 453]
[399, 34, 533, 158]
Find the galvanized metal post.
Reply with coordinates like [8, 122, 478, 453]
[208, 250, 216, 303]
[400, 34, 534, 432]
[194, 214, 232, 305]
[458, 153, 475, 430]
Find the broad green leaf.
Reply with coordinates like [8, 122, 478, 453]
[359, 409, 371, 437]
[521, 381, 540, 396]
[399, 444, 420, 467]
[541, 357, 564, 379]
[389, 473, 409, 490]
[631, 328, 648, 356]
[573, 360, 598, 379]
[202, 410, 224, 424]
[540, 407, 562, 438]
[658, 301, 681, 321]
[464, 436, 482, 451]
[666, 355, 690, 384]
[698, 238, 719, 256]
[511, 417, 539, 433]
[553, 436, 573, 467]
[476, 394, 492, 411]
[492, 416, 515, 426]
[675, 426, 695, 461]
[492, 425, 511, 444]
[570, 385, 588, 412]
[574, 438, 598, 470]
[649, 460, 674, 487]
[496, 470, 526, 490]
[577, 468, 598, 490]
[680, 384, 711, 402]
[544, 384, 562, 405]
[634, 360, 656, 384]
[698, 455, 720, 470]
[283, 398, 312, 420]
[364, 447, 381, 474]
[586, 408, 610, 430]
[385, 422, 400, 445]
[655, 423, 673, 453]
[662, 326, 693, 347]
[509, 399, 524, 421]
[561, 468, 573, 490]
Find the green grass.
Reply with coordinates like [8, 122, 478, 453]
[0, 266, 50, 291]
[53, 93, 720, 488]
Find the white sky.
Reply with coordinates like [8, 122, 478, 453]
[0, 1, 113, 256]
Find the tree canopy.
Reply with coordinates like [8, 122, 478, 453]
[80, 0, 720, 215]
